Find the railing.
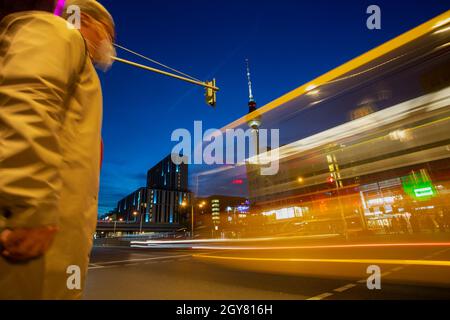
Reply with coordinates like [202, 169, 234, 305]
[96, 221, 186, 233]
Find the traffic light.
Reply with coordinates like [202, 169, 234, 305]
[205, 79, 217, 108]
[327, 175, 335, 184]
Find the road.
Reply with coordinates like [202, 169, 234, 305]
[85, 237, 450, 300]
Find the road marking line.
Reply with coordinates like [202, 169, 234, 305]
[178, 258, 191, 262]
[88, 263, 103, 268]
[391, 266, 404, 272]
[88, 265, 121, 270]
[381, 271, 392, 277]
[193, 254, 450, 267]
[357, 279, 366, 284]
[92, 254, 192, 266]
[307, 292, 334, 300]
[435, 248, 450, 256]
[334, 283, 357, 293]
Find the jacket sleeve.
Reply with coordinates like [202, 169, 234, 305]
[0, 15, 86, 228]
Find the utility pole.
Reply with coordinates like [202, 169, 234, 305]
[191, 204, 195, 239]
[182, 200, 195, 239]
[327, 153, 349, 240]
[139, 213, 144, 234]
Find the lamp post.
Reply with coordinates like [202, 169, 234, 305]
[133, 210, 144, 234]
[182, 201, 204, 239]
[140, 213, 144, 233]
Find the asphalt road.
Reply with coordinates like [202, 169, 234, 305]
[84, 241, 450, 300]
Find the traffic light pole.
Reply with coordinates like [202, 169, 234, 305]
[113, 57, 218, 90]
[112, 56, 219, 106]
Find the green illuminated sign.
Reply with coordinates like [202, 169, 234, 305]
[401, 170, 436, 201]
[414, 187, 434, 198]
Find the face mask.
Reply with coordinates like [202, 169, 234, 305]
[95, 39, 116, 72]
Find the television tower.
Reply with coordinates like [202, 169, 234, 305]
[245, 59, 262, 161]
[246, 59, 261, 130]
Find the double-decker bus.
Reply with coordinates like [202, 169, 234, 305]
[193, 11, 450, 237]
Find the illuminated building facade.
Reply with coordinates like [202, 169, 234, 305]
[116, 153, 191, 225]
[195, 195, 247, 233]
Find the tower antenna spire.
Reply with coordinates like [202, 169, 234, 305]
[246, 59, 254, 102]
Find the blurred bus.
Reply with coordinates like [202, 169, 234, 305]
[193, 11, 450, 238]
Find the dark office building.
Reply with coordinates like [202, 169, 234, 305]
[147, 154, 189, 192]
[116, 187, 191, 224]
[147, 188, 191, 224]
[117, 153, 191, 225]
[117, 187, 148, 222]
[146, 154, 190, 224]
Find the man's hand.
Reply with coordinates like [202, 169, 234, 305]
[0, 226, 58, 262]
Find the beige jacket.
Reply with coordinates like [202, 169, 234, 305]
[0, 11, 102, 299]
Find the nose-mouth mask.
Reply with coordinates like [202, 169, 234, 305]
[92, 39, 116, 72]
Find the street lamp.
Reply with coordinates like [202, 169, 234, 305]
[181, 201, 195, 239]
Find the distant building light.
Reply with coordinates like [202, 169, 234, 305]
[261, 207, 306, 220]
[237, 205, 249, 213]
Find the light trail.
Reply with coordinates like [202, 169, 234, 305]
[191, 242, 450, 251]
[193, 255, 450, 267]
[130, 234, 339, 246]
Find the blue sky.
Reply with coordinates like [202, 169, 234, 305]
[97, 0, 449, 214]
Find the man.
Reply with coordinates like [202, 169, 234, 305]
[0, 0, 115, 299]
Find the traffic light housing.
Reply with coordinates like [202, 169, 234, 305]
[205, 79, 217, 108]
[327, 175, 335, 184]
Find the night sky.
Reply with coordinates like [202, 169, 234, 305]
[97, 0, 449, 215]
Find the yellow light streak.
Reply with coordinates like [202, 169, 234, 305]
[223, 10, 450, 131]
[193, 254, 450, 267]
